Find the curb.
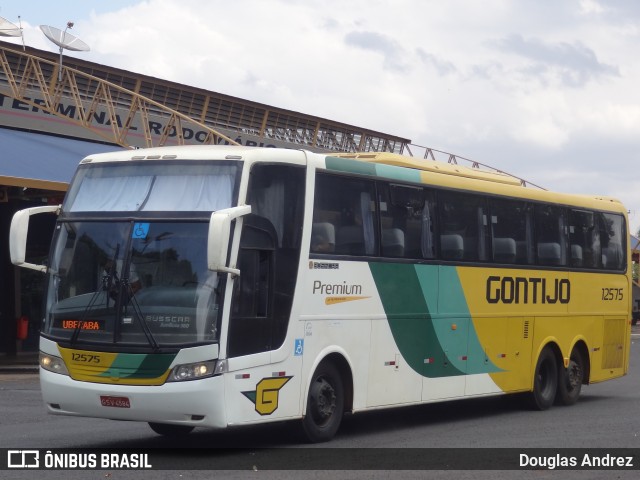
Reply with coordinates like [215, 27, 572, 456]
[0, 366, 39, 374]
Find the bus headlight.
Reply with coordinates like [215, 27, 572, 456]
[167, 360, 218, 382]
[39, 352, 69, 376]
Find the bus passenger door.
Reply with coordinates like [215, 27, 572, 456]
[224, 215, 292, 425]
[224, 163, 306, 426]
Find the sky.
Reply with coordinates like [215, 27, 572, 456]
[2, 0, 640, 234]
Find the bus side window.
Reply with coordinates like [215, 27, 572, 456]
[489, 199, 533, 265]
[598, 212, 625, 270]
[534, 205, 567, 266]
[569, 209, 598, 268]
[420, 193, 436, 259]
[314, 174, 377, 258]
[379, 183, 426, 259]
[438, 191, 487, 262]
[378, 184, 436, 260]
[311, 222, 335, 253]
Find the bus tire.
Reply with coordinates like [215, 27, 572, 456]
[555, 348, 585, 406]
[302, 362, 345, 443]
[528, 346, 558, 411]
[148, 422, 194, 436]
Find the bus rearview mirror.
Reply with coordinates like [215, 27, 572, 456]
[10, 205, 61, 273]
[207, 205, 252, 276]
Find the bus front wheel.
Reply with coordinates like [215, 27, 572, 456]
[302, 362, 345, 443]
[529, 346, 558, 411]
[148, 422, 194, 436]
[555, 348, 585, 406]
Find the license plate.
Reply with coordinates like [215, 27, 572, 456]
[100, 395, 131, 408]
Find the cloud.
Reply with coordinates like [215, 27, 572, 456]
[490, 34, 619, 87]
[416, 48, 457, 76]
[579, 0, 606, 15]
[344, 30, 408, 72]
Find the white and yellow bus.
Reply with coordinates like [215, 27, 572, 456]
[10, 146, 631, 442]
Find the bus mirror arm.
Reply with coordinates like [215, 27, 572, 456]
[207, 205, 252, 276]
[10, 205, 61, 273]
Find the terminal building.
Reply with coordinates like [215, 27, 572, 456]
[0, 39, 412, 355]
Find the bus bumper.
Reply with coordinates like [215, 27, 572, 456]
[40, 368, 227, 428]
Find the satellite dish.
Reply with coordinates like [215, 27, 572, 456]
[0, 16, 21, 37]
[39, 23, 90, 81]
[39, 24, 90, 52]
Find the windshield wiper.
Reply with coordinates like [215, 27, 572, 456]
[123, 279, 160, 351]
[71, 244, 120, 346]
[103, 244, 120, 309]
[70, 288, 105, 346]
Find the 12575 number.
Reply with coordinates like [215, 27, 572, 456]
[71, 352, 101, 363]
[602, 288, 624, 301]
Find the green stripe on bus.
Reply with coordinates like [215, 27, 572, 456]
[325, 157, 422, 183]
[326, 157, 377, 176]
[426, 266, 501, 375]
[98, 352, 176, 379]
[369, 263, 464, 378]
[369, 263, 501, 377]
[374, 163, 422, 183]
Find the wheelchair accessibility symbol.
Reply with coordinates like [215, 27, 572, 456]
[294, 339, 304, 356]
[132, 223, 150, 239]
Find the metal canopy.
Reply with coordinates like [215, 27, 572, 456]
[0, 127, 122, 188]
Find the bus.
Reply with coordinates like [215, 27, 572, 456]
[10, 145, 631, 442]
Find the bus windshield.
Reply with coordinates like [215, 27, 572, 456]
[44, 220, 222, 348]
[64, 162, 238, 212]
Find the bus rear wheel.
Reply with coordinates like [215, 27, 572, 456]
[148, 422, 194, 436]
[302, 362, 345, 443]
[529, 346, 558, 411]
[555, 348, 585, 406]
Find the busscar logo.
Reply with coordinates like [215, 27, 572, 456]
[309, 261, 339, 270]
[8, 450, 39, 468]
